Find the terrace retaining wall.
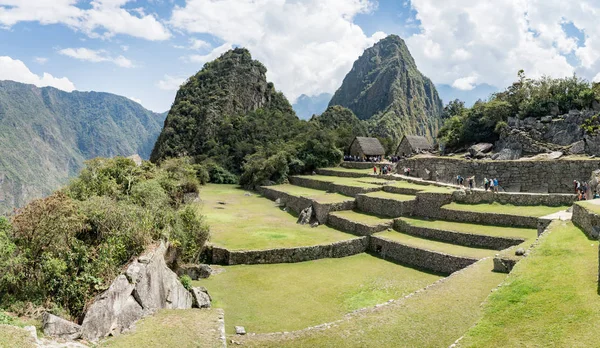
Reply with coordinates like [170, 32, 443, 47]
[451, 189, 575, 206]
[316, 168, 370, 178]
[327, 213, 392, 236]
[356, 194, 415, 218]
[572, 203, 600, 239]
[393, 219, 525, 250]
[341, 162, 381, 170]
[398, 156, 600, 193]
[289, 176, 332, 191]
[206, 237, 369, 265]
[437, 208, 539, 228]
[383, 185, 425, 195]
[368, 236, 478, 274]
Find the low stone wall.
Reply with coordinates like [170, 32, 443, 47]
[437, 207, 539, 228]
[289, 176, 333, 191]
[369, 236, 478, 274]
[207, 238, 368, 265]
[330, 183, 382, 197]
[383, 185, 424, 195]
[356, 194, 415, 218]
[316, 168, 370, 178]
[412, 191, 454, 218]
[572, 203, 600, 239]
[341, 162, 381, 169]
[258, 186, 355, 224]
[327, 213, 392, 236]
[451, 189, 576, 206]
[398, 156, 600, 193]
[393, 219, 524, 250]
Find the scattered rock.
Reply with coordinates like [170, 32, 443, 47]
[493, 148, 521, 160]
[569, 140, 585, 155]
[540, 116, 552, 123]
[235, 326, 246, 335]
[515, 248, 526, 256]
[42, 313, 82, 340]
[547, 151, 563, 160]
[191, 287, 211, 308]
[297, 206, 313, 225]
[468, 143, 493, 157]
[177, 264, 212, 280]
[217, 201, 227, 205]
[310, 222, 319, 228]
[23, 325, 37, 342]
[244, 192, 252, 197]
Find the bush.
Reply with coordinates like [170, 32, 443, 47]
[172, 205, 209, 263]
[179, 275, 192, 291]
[204, 163, 238, 184]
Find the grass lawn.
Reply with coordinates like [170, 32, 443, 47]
[102, 309, 223, 348]
[459, 221, 600, 347]
[400, 217, 538, 240]
[443, 202, 570, 217]
[375, 231, 497, 259]
[322, 167, 374, 175]
[200, 184, 356, 250]
[329, 210, 393, 225]
[576, 200, 600, 215]
[386, 180, 456, 193]
[265, 184, 353, 204]
[0, 325, 34, 348]
[239, 257, 506, 347]
[195, 253, 441, 334]
[293, 175, 387, 188]
[362, 191, 416, 201]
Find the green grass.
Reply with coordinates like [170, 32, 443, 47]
[375, 231, 497, 259]
[459, 221, 600, 347]
[0, 325, 35, 348]
[293, 175, 388, 188]
[266, 184, 353, 204]
[200, 184, 356, 250]
[400, 217, 538, 240]
[194, 253, 441, 334]
[576, 200, 600, 215]
[102, 309, 223, 348]
[385, 180, 456, 193]
[329, 210, 393, 225]
[443, 202, 570, 217]
[362, 191, 416, 201]
[322, 167, 374, 175]
[239, 257, 506, 347]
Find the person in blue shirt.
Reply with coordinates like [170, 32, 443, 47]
[493, 178, 499, 193]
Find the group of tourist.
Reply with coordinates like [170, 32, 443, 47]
[456, 175, 500, 192]
[573, 180, 600, 200]
[373, 164, 395, 175]
[344, 155, 382, 162]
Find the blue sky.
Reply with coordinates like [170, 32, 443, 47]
[1, 0, 599, 112]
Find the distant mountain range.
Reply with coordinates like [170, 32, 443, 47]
[0, 80, 166, 213]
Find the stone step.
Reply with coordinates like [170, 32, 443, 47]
[437, 203, 541, 228]
[356, 191, 417, 218]
[394, 217, 535, 250]
[327, 210, 394, 236]
[260, 184, 353, 204]
[289, 175, 383, 197]
[369, 231, 493, 274]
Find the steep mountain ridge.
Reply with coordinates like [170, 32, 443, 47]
[329, 34, 444, 144]
[0, 80, 166, 213]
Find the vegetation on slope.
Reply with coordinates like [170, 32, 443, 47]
[151, 48, 369, 189]
[0, 80, 166, 213]
[439, 71, 600, 149]
[0, 157, 208, 319]
[329, 34, 444, 145]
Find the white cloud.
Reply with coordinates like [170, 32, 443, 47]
[0, 56, 75, 91]
[157, 75, 186, 91]
[121, 45, 129, 51]
[184, 42, 233, 64]
[405, 0, 600, 91]
[0, 0, 171, 41]
[58, 48, 134, 68]
[189, 38, 210, 50]
[34, 57, 48, 64]
[452, 75, 478, 91]
[170, 0, 385, 102]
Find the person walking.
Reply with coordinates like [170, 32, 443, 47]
[484, 177, 489, 191]
[459, 175, 464, 188]
[493, 178, 499, 193]
[373, 165, 377, 175]
[468, 176, 474, 190]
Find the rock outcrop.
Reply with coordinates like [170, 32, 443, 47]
[177, 264, 212, 280]
[42, 313, 82, 340]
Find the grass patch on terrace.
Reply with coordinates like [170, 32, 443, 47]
[385, 180, 457, 194]
[443, 202, 570, 217]
[375, 231, 496, 259]
[363, 191, 416, 201]
[102, 309, 223, 348]
[329, 210, 393, 225]
[322, 167, 374, 175]
[459, 222, 600, 347]
[200, 184, 356, 250]
[195, 253, 441, 334]
[401, 217, 538, 240]
[266, 184, 352, 204]
[576, 200, 600, 215]
[0, 325, 34, 348]
[239, 257, 506, 347]
[294, 175, 389, 188]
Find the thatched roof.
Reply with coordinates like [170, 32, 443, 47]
[402, 135, 433, 151]
[351, 137, 386, 156]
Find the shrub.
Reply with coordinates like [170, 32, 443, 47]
[179, 275, 192, 291]
[204, 162, 238, 184]
[172, 205, 209, 263]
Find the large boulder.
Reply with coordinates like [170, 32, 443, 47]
[468, 143, 493, 157]
[569, 140, 585, 155]
[177, 264, 212, 280]
[191, 287, 211, 308]
[492, 148, 521, 160]
[297, 206, 313, 225]
[42, 313, 82, 340]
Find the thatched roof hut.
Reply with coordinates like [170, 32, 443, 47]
[396, 135, 433, 156]
[349, 137, 386, 158]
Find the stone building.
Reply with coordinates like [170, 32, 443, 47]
[395, 135, 433, 157]
[348, 137, 385, 159]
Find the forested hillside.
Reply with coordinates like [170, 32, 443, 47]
[0, 81, 166, 213]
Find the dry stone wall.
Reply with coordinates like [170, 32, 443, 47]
[356, 194, 415, 218]
[206, 238, 368, 265]
[451, 189, 575, 206]
[572, 203, 600, 239]
[341, 162, 380, 169]
[437, 207, 539, 228]
[398, 157, 600, 193]
[327, 213, 393, 236]
[393, 219, 524, 250]
[369, 236, 478, 274]
[316, 168, 369, 178]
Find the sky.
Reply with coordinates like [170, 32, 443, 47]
[0, 0, 599, 112]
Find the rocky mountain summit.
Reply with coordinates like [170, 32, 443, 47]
[329, 34, 443, 144]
